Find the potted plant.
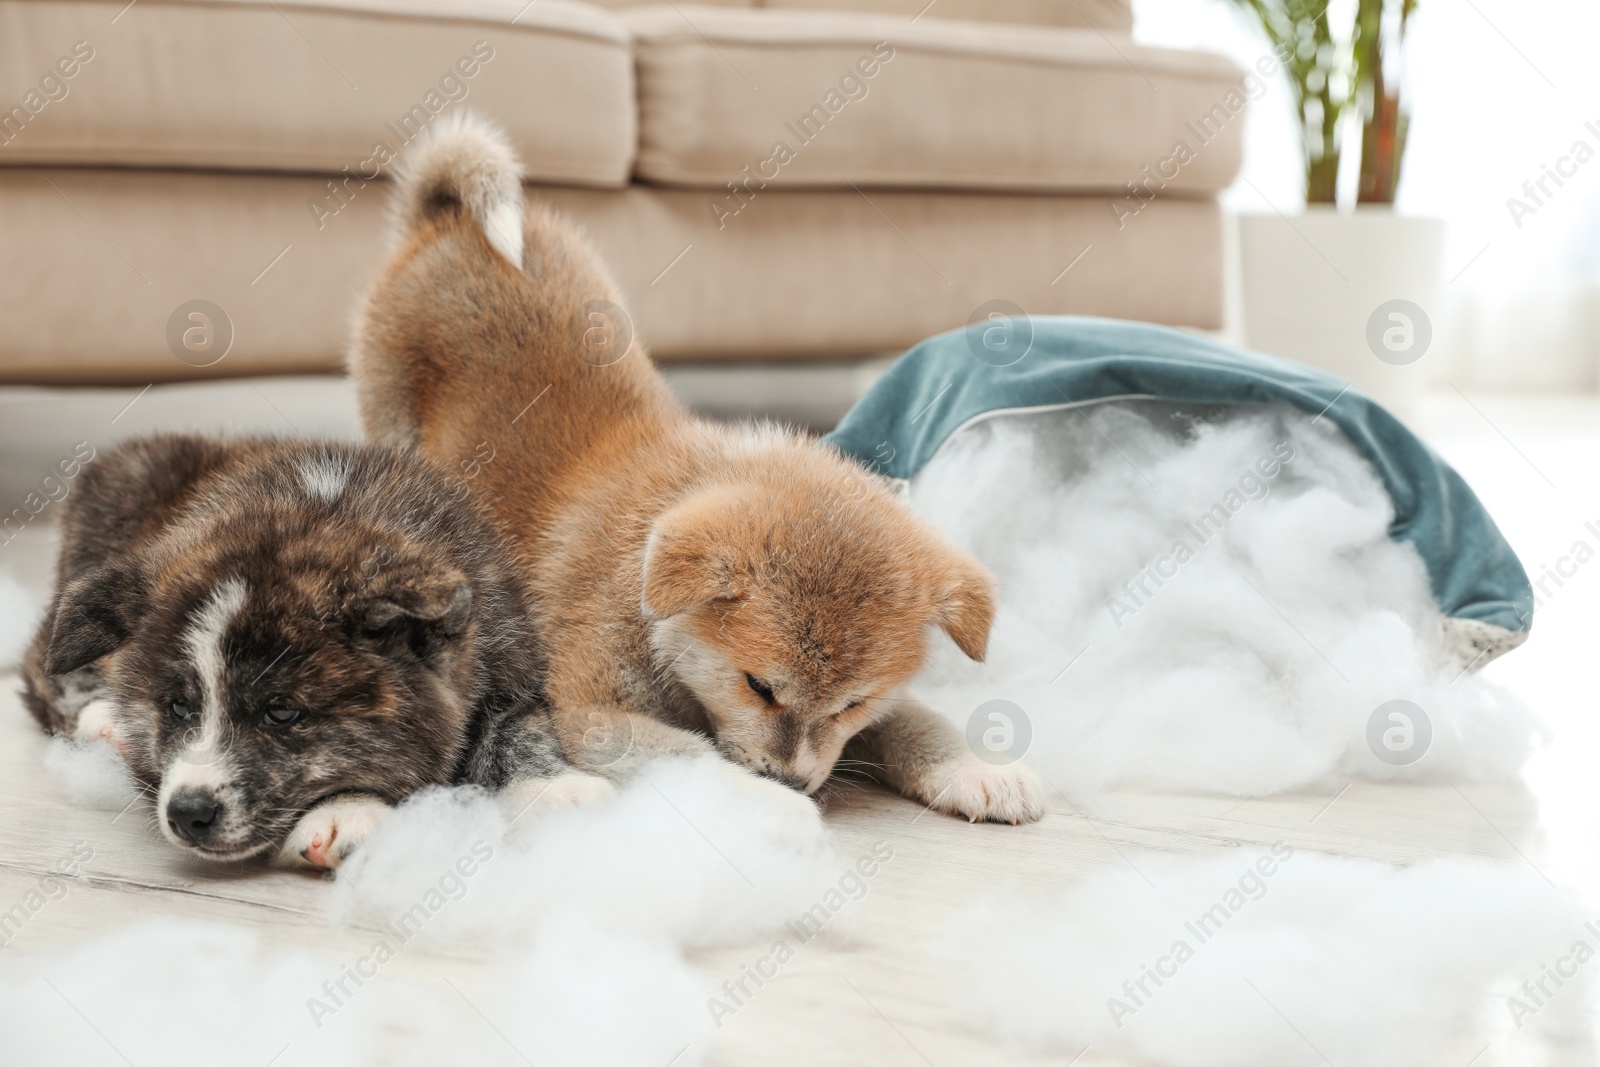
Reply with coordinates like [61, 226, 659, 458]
[1230, 0, 1443, 414]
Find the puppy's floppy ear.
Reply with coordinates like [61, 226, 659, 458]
[45, 560, 149, 675]
[54, 434, 235, 578]
[641, 486, 758, 618]
[928, 546, 997, 662]
[350, 559, 474, 661]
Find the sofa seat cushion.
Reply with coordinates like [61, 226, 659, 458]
[0, 168, 1223, 382]
[759, 0, 1132, 33]
[626, 4, 1244, 195]
[0, 0, 636, 186]
[589, 0, 755, 6]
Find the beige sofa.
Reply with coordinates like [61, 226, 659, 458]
[0, 0, 1245, 384]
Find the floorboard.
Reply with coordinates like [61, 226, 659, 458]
[0, 389, 1595, 1065]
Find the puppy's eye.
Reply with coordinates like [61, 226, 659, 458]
[843, 699, 864, 711]
[169, 701, 192, 722]
[745, 674, 775, 704]
[261, 707, 301, 728]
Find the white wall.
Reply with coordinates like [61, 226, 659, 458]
[1134, 0, 1600, 391]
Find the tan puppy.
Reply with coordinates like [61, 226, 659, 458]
[351, 115, 1043, 823]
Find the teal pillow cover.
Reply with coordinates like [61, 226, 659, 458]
[823, 316, 1533, 637]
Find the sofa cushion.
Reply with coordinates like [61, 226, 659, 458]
[588, 0, 754, 5]
[759, 0, 1132, 33]
[0, 168, 1223, 382]
[0, 0, 636, 186]
[627, 5, 1244, 195]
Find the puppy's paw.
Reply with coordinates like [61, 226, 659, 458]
[713, 760, 822, 838]
[73, 698, 129, 756]
[907, 756, 1046, 825]
[278, 796, 391, 870]
[504, 772, 617, 818]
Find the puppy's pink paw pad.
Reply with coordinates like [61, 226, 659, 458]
[278, 798, 391, 871]
[74, 699, 130, 756]
[301, 830, 335, 868]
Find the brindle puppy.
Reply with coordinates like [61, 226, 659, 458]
[22, 434, 610, 868]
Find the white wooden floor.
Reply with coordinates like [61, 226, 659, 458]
[0, 387, 1596, 1065]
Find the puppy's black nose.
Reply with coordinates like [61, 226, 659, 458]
[167, 792, 221, 843]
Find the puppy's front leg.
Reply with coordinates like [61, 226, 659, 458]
[553, 704, 821, 832]
[466, 709, 619, 817]
[500, 771, 617, 817]
[554, 703, 716, 781]
[846, 690, 1045, 825]
[277, 793, 392, 870]
[20, 642, 126, 751]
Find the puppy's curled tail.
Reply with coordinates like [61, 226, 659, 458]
[391, 111, 525, 268]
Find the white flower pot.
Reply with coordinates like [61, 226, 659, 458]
[1236, 208, 1446, 418]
